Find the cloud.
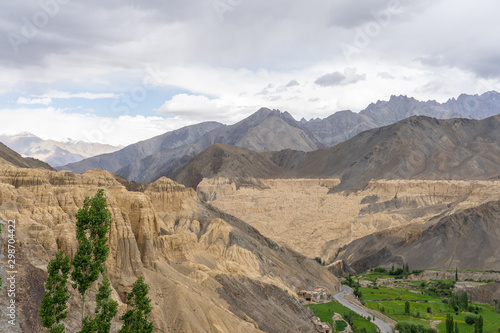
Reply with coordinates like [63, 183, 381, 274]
[0, 107, 197, 146]
[378, 72, 395, 79]
[315, 68, 366, 87]
[42, 90, 120, 100]
[17, 96, 52, 105]
[156, 94, 255, 123]
[16, 90, 119, 106]
[0, 0, 499, 144]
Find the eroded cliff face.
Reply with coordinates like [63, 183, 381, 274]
[0, 165, 340, 332]
[198, 177, 500, 266]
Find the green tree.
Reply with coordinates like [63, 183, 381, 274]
[119, 277, 154, 333]
[455, 322, 460, 333]
[79, 276, 118, 333]
[446, 313, 454, 333]
[455, 267, 459, 282]
[404, 301, 410, 315]
[40, 250, 71, 333]
[95, 276, 118, 333]
[474, 315, 483, 333]
[71, 189, 113, 323]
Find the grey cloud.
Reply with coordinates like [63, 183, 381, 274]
[315, 72, 345, 87]
[285, 80, 299, 87]
[315, 68, 365, 87]
[378, 72, 395, 79]
[328, 0, 392, 28]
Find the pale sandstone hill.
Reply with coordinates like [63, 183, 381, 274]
[0, 165, 339, 332]
[196, 178, 500, 272]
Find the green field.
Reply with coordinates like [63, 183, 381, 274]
[307, 301, 378, 333]
[352, 270, 500, 333]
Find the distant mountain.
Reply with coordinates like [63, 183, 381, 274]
[333, 200, 500, 271]
[59, 122, 224, 174]
[61, 92, 500, 184]
[294, 115, 500, 191]
[62, 108, 325, 183]
[0, 133, 123, 167]
[169, 144, 287, 190]
[0, 141, 54, 170]
[171, 115, 500, 191]
[304, 91, 500, 147]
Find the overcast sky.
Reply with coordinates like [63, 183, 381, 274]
[1, 0, 499, 145]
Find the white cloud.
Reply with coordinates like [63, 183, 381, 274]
[156, 94, 255, 123]
[16, 90, 119, 106]
[0, 107, 196, 146]
[16, 97, 52, 105]
[41, 90, 120, 100]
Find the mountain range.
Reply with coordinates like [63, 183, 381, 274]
[171, 115, 500, 191]
[58, 91, 500, 184]
[0, 132, 123, 167]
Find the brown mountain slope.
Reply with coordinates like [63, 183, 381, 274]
[334, 200, 500, 272]
[169, 143, 288, 190]
[294, 115, 500, 191]
[171, 115, 500, 192]
[115, 108, 325, 184]
[0, 141, 55, 170]
[0, 165, 339, 332]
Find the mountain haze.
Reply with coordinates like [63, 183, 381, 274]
[0, 141, 55, 170]
[0, 133, 123, 167]
[60, 121, 223, 174]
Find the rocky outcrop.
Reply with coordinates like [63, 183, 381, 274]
[0, 165, 340, 332]
[327, 260, 356, 277]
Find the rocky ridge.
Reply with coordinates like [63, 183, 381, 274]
[0, 165, 340, 332]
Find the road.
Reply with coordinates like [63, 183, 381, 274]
[333, 285, 394, 333]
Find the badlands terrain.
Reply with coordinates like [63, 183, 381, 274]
[2, 92, 500, 332]
[0, 143, 340, 332]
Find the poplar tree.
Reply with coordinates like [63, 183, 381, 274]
[71, 189, 113, 323]
[119, 277, 154, 333]
[40, 250, 71, 333]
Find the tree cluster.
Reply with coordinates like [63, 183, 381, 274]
[40, 189, 154, 333]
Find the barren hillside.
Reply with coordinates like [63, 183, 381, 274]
[0, 165, 340, 332]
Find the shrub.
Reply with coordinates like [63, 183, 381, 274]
[427, 307, 433, 314]
[465, 314, 476, 325]
[395, 321, 436, 333]
[374, 267, 387, 273]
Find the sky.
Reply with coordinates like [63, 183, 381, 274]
[0, 0, 499, 145]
